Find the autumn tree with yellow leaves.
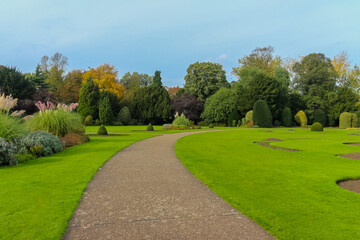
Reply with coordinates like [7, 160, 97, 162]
[83, 64, 125, 99]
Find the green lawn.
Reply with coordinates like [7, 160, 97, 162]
[0, 134, 155, 240]
[85, 125, 235, 134]
[175, 128, 360, 240]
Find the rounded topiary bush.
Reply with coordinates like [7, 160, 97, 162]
[282, 108, 292, 127]
[172, 114, 190, 127]
[208, 123, 214, 128]
[97, 125, 108, 135]
[311, 122, 323, 131]
[313, 109, 326, 126]
[245, 110, 253, 123]
[294, 110, 307, 127]
[147, 123, 154, 131]
[339, 112, 352, 129]
[253, 100, 272, 128]
[118, 106, 131, 125]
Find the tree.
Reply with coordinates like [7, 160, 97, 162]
[55, 69, 83, 103]
[184, 62, 230, 102]
[152, 70, 162, 87]
[253, 100, 273, 128]
[38, 52, 68, 91]
[120, 72, 153, 90]
[0, 66, 35, 99]
[274, 67, 290, 89]
[235, 67, 288, 120]
[99, 90, 121, 121]
[83, 64, 125, 98]
[24, 65, 49, 89]
[232, 46, 281, 76]
[99, 96, 113, 125]
[132, 86, 172, 124]
[201, 88, 237, 123]
[172, 94, 203, 122]
[282, 108, 292, 127]
[313, 109, 326, 126]
[77, 79, 100, 120]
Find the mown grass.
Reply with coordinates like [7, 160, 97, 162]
[0, 134, 155, 240]
[85, 125, 235, 134]
[175, 128, 360, 240]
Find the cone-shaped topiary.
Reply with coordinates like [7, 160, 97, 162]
[245, 110, 253, 123]
[253, 100, 272, 128]
[339, 112, 352, 129]
[311, 122, 323, 131]
[97, 125, 108, 135]
[118, 106, 131, 125]
[313, 109, 326, 126]
[147, 123, 154, 131]
[282, 108, 292, 127]
[294, 110, 307, 127]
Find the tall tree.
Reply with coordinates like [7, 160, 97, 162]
[55, 69, 83, 103]
[152, 70, 162, 87]
[38, 52, 68, 91]
[184, 62, 229, 102]
[0, 66, 35, 99]
[77, 79, 100, 120]
[83, 64, 125, 99]
[120, 72, 153, 90]
[172, 94, 203, 122]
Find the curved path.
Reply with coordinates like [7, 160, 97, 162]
[64, 132, 273, 240]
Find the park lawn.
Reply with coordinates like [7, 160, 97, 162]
[85, 125, 236, 134]
[175, 128, 360, 240]
[0, 134, 155, 240]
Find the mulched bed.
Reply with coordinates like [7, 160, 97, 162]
[338, 179, 360, 193]
[87, 134, 130, 137]
[340, 152, 360, 160]
[264, 138, 282, 141]
[255, 142, 300, 152]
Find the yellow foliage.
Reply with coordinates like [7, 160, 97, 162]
[83, 64, 125, 98]
[294, 110, 307, 127]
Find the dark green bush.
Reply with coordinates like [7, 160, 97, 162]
[99, 96, 113, 125]
[339, 112, 352, 129]
[313, 109, 326, 126]
[311, 122, 323, 131]
[95, 119, 101, 126]
[147, 123, 154, 131]
[274, 120, 281, 127]
[209, 123, 214, 128]
[97, 125, 108, 135]
[281, 108, 292, 127]
[253, 100, 273, 128]
[19, 131, 64, 157]
[227, 110, 241, 127]
[118, 106, 131, 125]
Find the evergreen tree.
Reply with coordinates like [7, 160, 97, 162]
[0, 66, 35, 99]
[152, 70, 162, 87]
[253, 100, 273, 128]
[77, 79, 100, 120]
[99, 96, 113, 125]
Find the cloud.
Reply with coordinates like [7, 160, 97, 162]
[216, 54, 228, 62]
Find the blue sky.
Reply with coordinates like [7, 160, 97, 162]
[0, 0, 359, 86]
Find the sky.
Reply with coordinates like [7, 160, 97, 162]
[0, 0, 360, 86]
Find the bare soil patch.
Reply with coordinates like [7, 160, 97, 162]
[340, 152, 360, 160]
[338, 179, 360, 193]
[343, 143, 360, 146]
[264, 138, 282, 141]
[255, 142, 299, 152]
[87, 134, 130, 137]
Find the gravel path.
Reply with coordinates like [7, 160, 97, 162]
[64, 132, 274, 240]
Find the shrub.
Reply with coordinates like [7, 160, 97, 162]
[147, 123, 154, 131]
[0, 138, 17, 166]
[253, 100, 273, 128]
[95, 119, 101, 126]
[241, 118, 246, 126]
[19, 131, 64, 157]
[246, 121, 253, 127]
[339, 112, 352, 129]
[61, 133, 90, 147]
[209, 123, 214, 128]
[0, 114, 28, 141]
[311, 122, 323, 131]
[162, 124, 173, 130]
[294, 110, 307, 127]
[172, 113, 190, 127]
[27, 109, 83, 138]
[84, 115, 93, 126]
[274, 120, 281, 127]
[118, 106, 131, 125]
[14, 153, 36, 163]
[313, 109, 326, 126]
[237, 120, 242, 127]
[227, 110, 241, 127]
[99, 96, 113, 125]
[245, 110, 253, 123]
[232, 120, 237, 127]
[282, 108, 292, 127]
[97, 125, 108, 135]
[197, 121, 207, 126]
[352, 113, 358, 128]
